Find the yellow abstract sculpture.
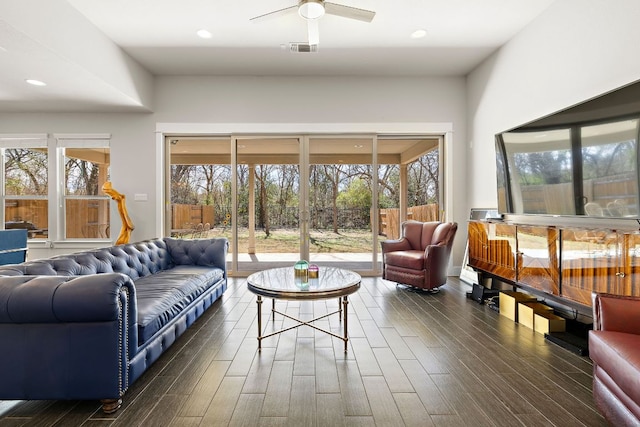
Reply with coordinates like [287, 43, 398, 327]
[102, 181, 135, 245]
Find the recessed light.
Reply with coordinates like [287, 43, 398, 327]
[197, 29, 212, 39]
[354, 144, 364, 148]
[25, 79, 46, 86]
[411, 29, 427, 39]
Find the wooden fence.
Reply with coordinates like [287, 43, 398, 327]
[6, 200, 437, 240]
[518, 172, 638, 215]
[171, 204, 215, 230]
[379, 204, 440, 240]
[5, 199, 49, 239]
[5, 199, 112, 239]
[5, 202, 213, 239]
[5, 200, 48, 230]
[65, 199, 110, 238]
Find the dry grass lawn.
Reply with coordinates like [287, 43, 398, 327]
[181, 227, 385, 253]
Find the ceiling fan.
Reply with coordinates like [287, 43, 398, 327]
[250, 0, 376, 46]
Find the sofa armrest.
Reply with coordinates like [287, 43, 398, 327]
[0, 273, 137, 401]
[164, 237, 229, 276]
[592, 292, 640, 334]
[0, 273, 136, 324]
[380, 238, 411, 254]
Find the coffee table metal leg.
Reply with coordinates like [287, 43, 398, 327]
[343, 296, 349, 353]
[253, 292, 354, 353]
[257, 295, 263, 351]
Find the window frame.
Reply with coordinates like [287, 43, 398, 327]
[56, 134, 111, 241]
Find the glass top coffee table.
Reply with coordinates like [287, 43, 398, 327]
[247, 266, 361, 352]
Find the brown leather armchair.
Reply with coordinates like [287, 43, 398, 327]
[381, 220, 458, 291]
[589, 293, 640, 426]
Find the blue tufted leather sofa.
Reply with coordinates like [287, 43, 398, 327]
[0, 237, 228, 413]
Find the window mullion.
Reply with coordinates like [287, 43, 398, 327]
[50, 137, 61, 242]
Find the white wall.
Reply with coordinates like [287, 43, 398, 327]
[466, 0, 640, 212]
[154, 76, 464, 123]
[0, 76, 469, 267]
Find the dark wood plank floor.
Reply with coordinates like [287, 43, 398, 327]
[0, 276, 605, 426]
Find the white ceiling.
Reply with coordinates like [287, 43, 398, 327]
[0, 0, 556, 113]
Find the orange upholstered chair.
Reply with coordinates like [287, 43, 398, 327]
[381, 220, 458, 292]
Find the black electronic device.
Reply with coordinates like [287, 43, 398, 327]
[466, 283, 499, 304]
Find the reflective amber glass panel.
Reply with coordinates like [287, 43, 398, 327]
[622, 232, 640, 297]
[516, 226, 559, 294]
[468, 221, 516, 281]
[561, 228, 619, 305]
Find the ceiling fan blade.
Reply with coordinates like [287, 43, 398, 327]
[307, 19, 320, 45]
[324, 2, 376, 22]
[250, 5, 297, 22]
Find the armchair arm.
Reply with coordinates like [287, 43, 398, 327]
[592, 292, 640, 334]
[423, 244, 448, 283]
[380, 237, 412, 254]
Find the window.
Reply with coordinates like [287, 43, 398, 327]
[57, 135, 111, 239]
[1, 133, 112, 242]
[1, 135, 49, 239]
[377, 138, 441, 239]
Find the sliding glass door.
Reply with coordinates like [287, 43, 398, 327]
[377, 137, 442, 268]
[235, 137, 302, 273]
[166, 134, 443, 276]
[167, 137, 232, 243]
[308, 136, 376, 271]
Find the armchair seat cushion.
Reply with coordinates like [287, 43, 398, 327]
[383, 250, 424, 270]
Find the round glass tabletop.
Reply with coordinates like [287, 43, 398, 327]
[247, 266, 361, 300]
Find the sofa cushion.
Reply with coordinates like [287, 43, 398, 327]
[590, 330, 640, 407]
[134, 266, 224, 344]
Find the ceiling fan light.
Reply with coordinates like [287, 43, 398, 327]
[299, 1, 325, 20]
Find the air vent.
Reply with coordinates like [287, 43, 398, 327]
[289, 43, 318, 53]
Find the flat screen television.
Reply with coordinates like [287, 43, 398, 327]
[495, 80, 640, 218]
